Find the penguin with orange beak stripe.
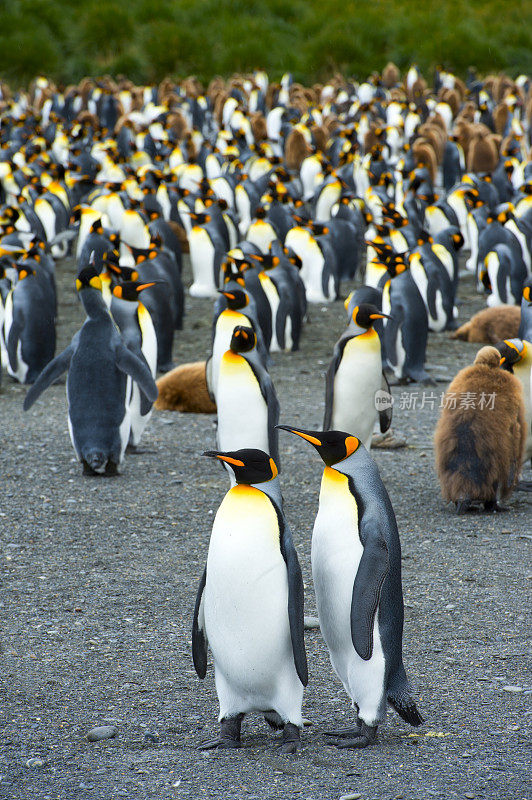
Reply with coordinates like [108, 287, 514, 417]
[324, 304, 392, 449]
[192, 448, 307, 753]
[110, 280, 159, 450]
[215, 326, 280, 472]
[277, 426, 423, 748]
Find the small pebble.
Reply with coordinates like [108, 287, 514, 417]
[339, 794, 362, 800]
[144, 731, 159, 742]
[304, 615, 320, 629]
[86, 725, 118, 742]
[25, 758, 44, 768]
[465, 794, 475, 799]
[502, 685, 523, 693]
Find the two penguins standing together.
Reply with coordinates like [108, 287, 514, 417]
[192, 428, 423, 753]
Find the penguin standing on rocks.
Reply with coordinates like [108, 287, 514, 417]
[434, 346, 526, 512]
[215, 326, 280, 469]
[495, 338, 532, 481]
[324, 303, 392, 449]
[518, 278, 532, 341]
[23, 267, 158, 475]
[277, 426, 424, 747]
[192, 448, 307, 753]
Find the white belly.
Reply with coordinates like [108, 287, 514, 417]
[258, 274, 280, 351]
[205, 486, 303, 721]
[3, 292, 28, 382]
[312, 468, 386, 724]
[331, 336, 382, 449]
[189, 227, 218, 297]
[216, 355, 269, 454]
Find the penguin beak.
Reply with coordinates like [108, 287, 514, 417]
[136, 282, 157, 292]
[369, 312, 391, 320]
[499, 356, 506, 365]
[276, 425, 323, 446]
[202, 451, 245, 467]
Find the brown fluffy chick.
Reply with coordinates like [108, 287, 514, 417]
[434, 346, 525, 513]
[155, 362, 216, 413]
[451, 305, 521, 344]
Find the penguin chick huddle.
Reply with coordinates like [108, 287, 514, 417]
[0, 65, 531, 750]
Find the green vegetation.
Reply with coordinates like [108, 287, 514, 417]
[1, 0, 531, 87]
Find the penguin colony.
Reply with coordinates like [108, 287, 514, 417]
[1, 64, 531, 751]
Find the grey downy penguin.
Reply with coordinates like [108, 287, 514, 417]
[23, 267, 158, 475]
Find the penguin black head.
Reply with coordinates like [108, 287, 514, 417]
[14, 263, 36, 280]
[277, 426, 361, 467]
[522, 280, 532, 305]
[495, 339, 526, 372]
[112, 280, 157, 301]
[219, 288, 249, 310]
[203, 448, 278, 485]
[76, 266, 102, 292]
[229, 325, 256, 354]
[352, 303, 390, 328]
[248, 253, 280, 270]
[190, 212, 210, 225]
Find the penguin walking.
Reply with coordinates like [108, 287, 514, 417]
[215, 326, 280, 470]
[277, 426, 424, 747]
[434, 346, 526, 512]
[192, 448, 307, 752]
[23, 267, 158, 475]
[324, 303, 391, 449]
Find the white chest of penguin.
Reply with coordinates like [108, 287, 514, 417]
[216, 353, 268, 453]
[312, 468, 364, 645]
[212, 311, 252, 394]
[332, 332, 381, 444]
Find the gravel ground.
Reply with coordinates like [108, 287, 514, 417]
[1, 255, 531, 800]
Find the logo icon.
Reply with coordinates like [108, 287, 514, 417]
[374, 389, 394, 411]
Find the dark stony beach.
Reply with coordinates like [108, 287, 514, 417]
[1, 255, 530, 800]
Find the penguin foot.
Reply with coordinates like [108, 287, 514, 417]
[126, 444, 154, 455]
[278, 723, 300, 754]
[104, 461, 119, 477]
[323, 723, 361, 739]
[264, 711, 284, 730]
[328, 722, 377, 749]
[516, 480, 532, 492]
[455, 499, 472, 514]
[82, 460, 99, 476]
[199, 714, 244, 750]
[484, 500, 509, 512]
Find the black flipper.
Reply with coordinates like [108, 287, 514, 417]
[278, 517, 308, 686]
[323, 337, 349, 430]
[6, 307, 23, 372]
[192, 567, 208, 679]
[115, 342, 158, 403]
[23, 345, 74, 410]
[379, 371, 392, 433]
[350, 520, 389, 661]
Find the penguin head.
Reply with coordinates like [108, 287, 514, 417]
[351, 303, 390, 328]
[495, 339, 526, 372]
[76, 265, 102, 292]
[112, 280, 157, 301]
[522, 279, 532, 305]
[229, 325, 256, 354]
[277, 425, 361, 467]
[14, 263, 36, 280]
[203, 448, 278, 485]
[219, 288, 249, 310]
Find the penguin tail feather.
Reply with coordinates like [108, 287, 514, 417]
[387, 691, 424, 726]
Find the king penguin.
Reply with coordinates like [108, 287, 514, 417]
[277, 425, 424, 747]
[215, 326, 280, 471]
[23, 267, 158, 475]
[324, 303, 392, 449]
[110, 279, 158, 450]
[192, 448, 307, 752]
